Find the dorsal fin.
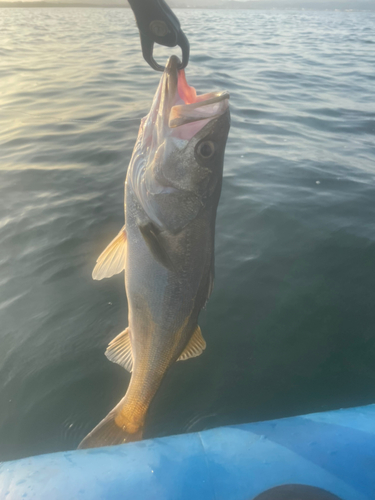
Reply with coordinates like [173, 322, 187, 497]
[177, 325, 206, 362]
[105, 328, 133, 373]
[138, 222, 174, 271]
[92, 226, 127, 280]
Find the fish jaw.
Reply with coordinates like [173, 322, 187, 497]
[139, 55, 229, 150]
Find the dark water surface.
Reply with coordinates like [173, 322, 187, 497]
[1, 8, 375, 461]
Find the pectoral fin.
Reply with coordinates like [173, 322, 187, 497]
[177, 325, 206, 361]
[92, 226, 127, 280]
[105, 327, 133, 373]
[139, 222, 174, 271]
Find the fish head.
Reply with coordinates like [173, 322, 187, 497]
[130, 55, 230, 232]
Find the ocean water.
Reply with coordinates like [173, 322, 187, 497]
[0, 7, 375, 462]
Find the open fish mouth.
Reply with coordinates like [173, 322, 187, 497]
[155, 55, 230, 142]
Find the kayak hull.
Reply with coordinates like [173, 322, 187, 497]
[1, 404, 374, 500]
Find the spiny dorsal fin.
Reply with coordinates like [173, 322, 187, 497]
[177, 325, 206, 362]
[138, 222, 174, 271]
[105, 328, 133, 373]
[92, 226, 127, 280]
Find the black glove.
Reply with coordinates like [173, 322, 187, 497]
[128, 0, 190, 71]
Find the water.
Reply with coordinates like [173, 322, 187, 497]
[1, 7, 375, 462]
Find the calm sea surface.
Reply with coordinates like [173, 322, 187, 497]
[0, 8, 374, 461]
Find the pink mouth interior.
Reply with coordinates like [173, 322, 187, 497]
[177, 70, 208, 105]
[170, 70, 215, 141]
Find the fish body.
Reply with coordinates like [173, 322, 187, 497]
[79, 56, 230, 449]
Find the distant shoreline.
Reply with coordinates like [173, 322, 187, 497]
[0, 2, 129, 6]
[0, 1, 374, 9]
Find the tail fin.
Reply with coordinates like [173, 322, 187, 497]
[78, 408, 143, 450]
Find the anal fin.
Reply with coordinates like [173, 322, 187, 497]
[177, 325, 206, 362]
[105, 327, 133, 373]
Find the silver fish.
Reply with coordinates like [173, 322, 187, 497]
[78, 55, 230, 449]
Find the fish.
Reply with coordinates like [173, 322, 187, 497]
[78, 55, 230, 449]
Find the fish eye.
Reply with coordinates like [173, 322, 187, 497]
[197, 140, 215, 159]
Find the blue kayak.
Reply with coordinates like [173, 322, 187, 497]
[0, 404, 374, 500]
